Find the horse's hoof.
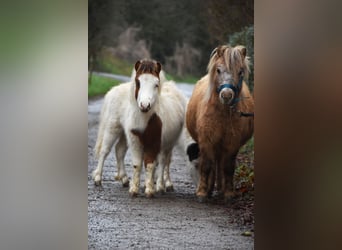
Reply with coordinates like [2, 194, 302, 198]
[145, 192, 154, 198]
[114, 175, 121, 181]
[156, 188, 165, 195]
[94, 175, 102, 186]
[129, 191, 138, 198]
[166, 185, 174, 192]
[122, 180, 129, 188]
[197, 195, 208, 203]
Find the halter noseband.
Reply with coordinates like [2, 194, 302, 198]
[216, 70, 244, 106]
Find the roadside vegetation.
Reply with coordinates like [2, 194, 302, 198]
[88, 74, 120, 98]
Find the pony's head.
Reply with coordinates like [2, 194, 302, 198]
[207, 45, 250, 105]
[134, 59, 162, 113]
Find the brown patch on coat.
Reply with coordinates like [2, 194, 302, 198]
[131, 113, 162, 166]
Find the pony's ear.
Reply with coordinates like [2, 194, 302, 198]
[236, 45, 247, 59]
[135, 60, 141, 71]
[210, 47, 218, 58]
[156, 61, 162, 74]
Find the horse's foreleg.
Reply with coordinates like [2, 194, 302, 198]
[163, 151, 174, 192]
[144, 159, 156, 198]
[222, 154, 237, 203]
[207, 165, 216, 198]
[196, 155, 213, 202]
[92, 127, 118, 185]
[128, 145, 143, 197]
[114, 134, 129, 187]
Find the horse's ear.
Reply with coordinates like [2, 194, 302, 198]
[210, 47, 218, 58]
[156, 61, 162, 74]
[236, 45, 247, 59]
[135, 60, 141, 71]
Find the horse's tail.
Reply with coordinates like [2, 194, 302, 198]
[94, 98, 108, 159]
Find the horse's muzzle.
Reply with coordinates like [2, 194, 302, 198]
[219, 89, 234, 105]
[139, 102, 151, 112]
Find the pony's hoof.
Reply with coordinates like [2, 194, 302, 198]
[129, 186, 139, 197]
[122, 180, 129, 188]
[197, 195, 208, 203]
[145, 186, 155, 198]
[129, 191, 138, 198]
[121, 176, 129, 187]
[156, 188, 165, 195]
[114, 175, 121, 181]
[145, 191, 154, 198]
[166, 185, 174, 192]
[93, 175, 102, 186]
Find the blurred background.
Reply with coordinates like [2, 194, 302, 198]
[88, 0, 254, 95]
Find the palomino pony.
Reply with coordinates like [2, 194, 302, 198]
[186, 45, 254, 203]
[92, 59, 186, 197]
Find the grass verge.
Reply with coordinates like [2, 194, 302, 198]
[88, 74, 121, 98]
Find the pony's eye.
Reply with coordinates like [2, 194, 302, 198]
[217, 68, 221, 74]
[155, 84, 159, 88]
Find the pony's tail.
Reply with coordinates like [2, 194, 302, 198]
[94, 99, 108, 159]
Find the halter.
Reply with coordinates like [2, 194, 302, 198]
[216, 69, 254, 117]
[216, 70, 244, 106]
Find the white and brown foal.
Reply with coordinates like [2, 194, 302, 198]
[92, 59, 186, 197]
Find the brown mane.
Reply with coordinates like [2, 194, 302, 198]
[135, 59, 161, 79]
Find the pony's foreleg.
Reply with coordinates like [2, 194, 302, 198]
[114, 134, 129, 187]
[144, 159, 156, 198]
[221, 154, 237, 203]
[207, 165, 216, 198]
[92, 127, 118, 185]
[163, 151, 174, 192]
[128, 144, 143, 197]
[196, 154, 214, 202]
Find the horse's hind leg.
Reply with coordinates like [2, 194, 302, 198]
[114, 134, 129, 187]
[164, 151, 174, 192]
[92, 126, 119, 185]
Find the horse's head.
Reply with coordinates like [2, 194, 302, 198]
[207, 45, 249, 106]
[134, 59, 162, 113]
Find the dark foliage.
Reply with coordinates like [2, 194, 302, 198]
[89, 0, 254, 77]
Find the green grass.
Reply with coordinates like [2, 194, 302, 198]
[88, 74, 121, 98]
[164, 73, 198, 84]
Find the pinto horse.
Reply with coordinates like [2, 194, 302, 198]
[186, 45, 254, 203]
[92, 59, 186, 197]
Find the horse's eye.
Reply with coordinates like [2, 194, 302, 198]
[155, 84, 159, 88]
[217, 68, 221, 74]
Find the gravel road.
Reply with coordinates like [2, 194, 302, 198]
[88, 82, 254, 249]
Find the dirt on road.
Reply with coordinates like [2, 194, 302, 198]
[88, 96, 254, 249]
